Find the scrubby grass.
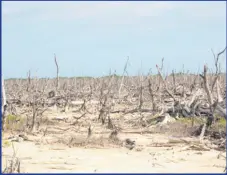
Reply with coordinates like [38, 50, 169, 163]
[2, 140, 11, 148]
[151, 116, 226, 138]
[177, 117, 204, 126]
[177, 116, 226, 129]
[212, 117, 226, 132]
[216, 117, 226, 127]
[5, 114, 26, 131]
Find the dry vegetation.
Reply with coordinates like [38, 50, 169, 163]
[2, 49, 226, 173]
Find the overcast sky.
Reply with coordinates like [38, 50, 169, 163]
[2, 1, 226, 78]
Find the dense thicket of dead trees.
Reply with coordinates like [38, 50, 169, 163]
[2, 48, 226, 140]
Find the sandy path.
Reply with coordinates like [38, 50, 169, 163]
[2, 133, 226, 173]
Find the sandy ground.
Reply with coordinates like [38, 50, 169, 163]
[2, 109, 226, 173]
[2, 132, 226, 173]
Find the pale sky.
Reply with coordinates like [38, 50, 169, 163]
[2, 1, 226, 78]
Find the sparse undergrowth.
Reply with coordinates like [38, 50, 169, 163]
[5, 114, 26, 131]
[149, 116, 226, 141]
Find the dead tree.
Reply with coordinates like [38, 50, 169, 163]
[156, 64, 176, 102]
[198, 47, 226, 138]
[200, 65, 213, 106]
[98, 74, 115, 125]
[211, 47, 226, 102]
[2, 75, 7, 130]
[54, 53, 59, 91]
[23, 77, 49, 132]
[118, 56, 129, 98]
[172, 70, 176, 94]
[200, 47, 226, 118]
[26, 70, 31, 92]
[148, 76, 158, 111]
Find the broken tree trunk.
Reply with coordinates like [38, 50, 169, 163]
[2, 75, 7, 130]
[200, 65, 213, 106]
[54, 54, 59, 91]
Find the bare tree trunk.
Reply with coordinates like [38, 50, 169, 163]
[200, 65, 213, 106]
[172, 70, 176, 94]
[211, 47, 226, 103]
[2, 75, 7, 130]
[54, 54, 59, 91]
[118, 57, 129, 98]
[199, 65, 214, 139]
[148, 79, 156, 111]
[216, 79, 223, 102]
[31, 100, 37, 132]
[138, 74, 143, 110]
[26, 70, 31, 92]
[156, 64, 176, 102]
